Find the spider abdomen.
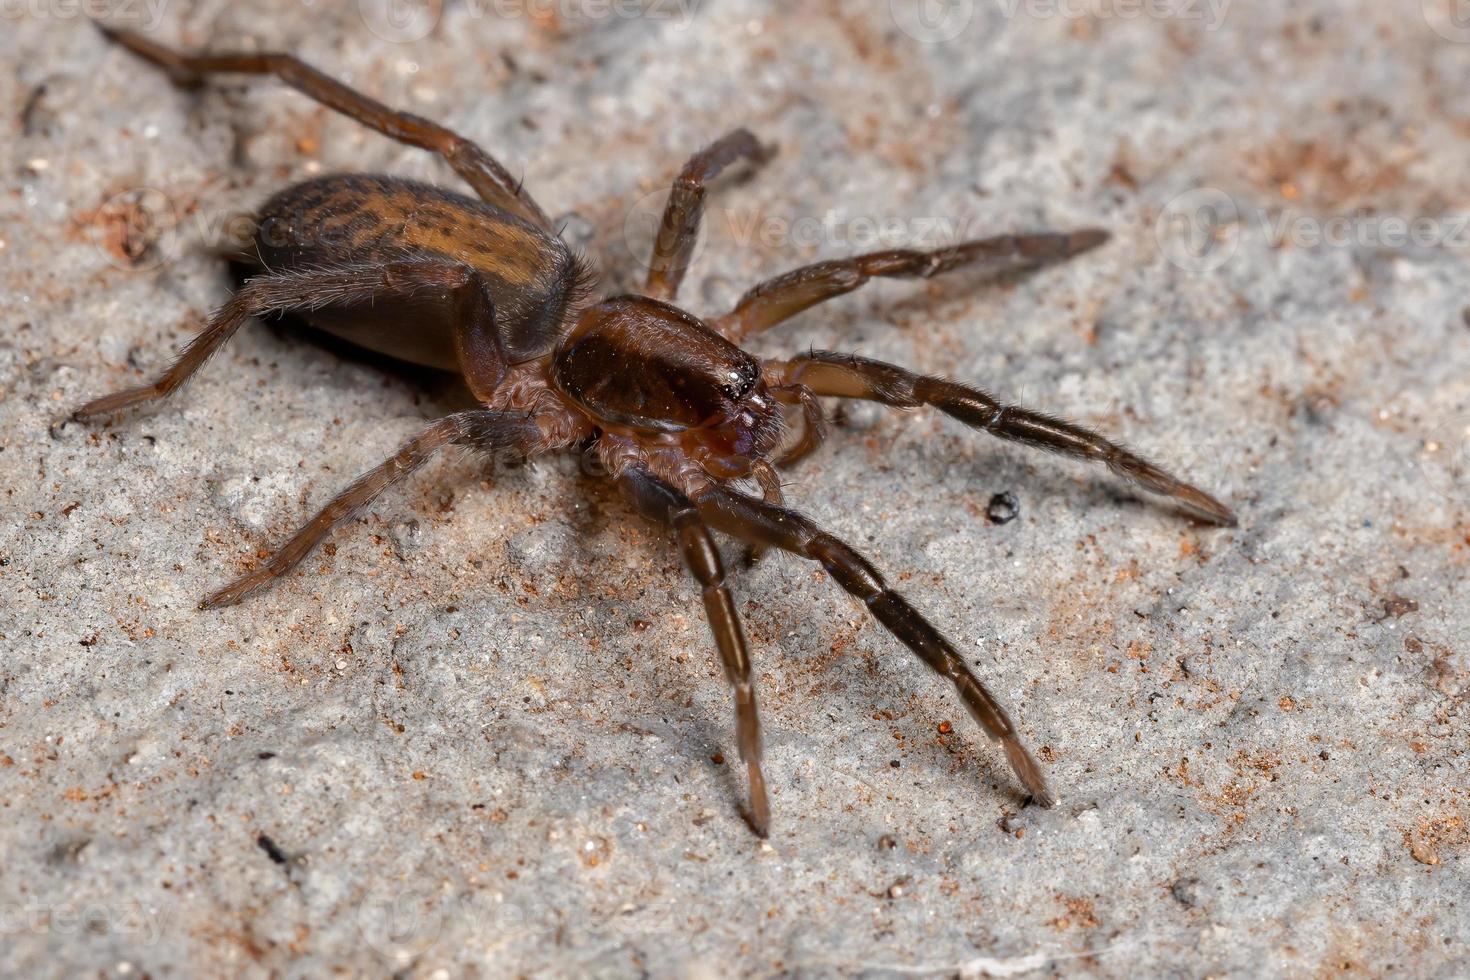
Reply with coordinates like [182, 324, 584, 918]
[252, 174, 590, 366]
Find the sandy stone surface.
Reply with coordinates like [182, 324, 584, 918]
[2, 1, 1468, 975]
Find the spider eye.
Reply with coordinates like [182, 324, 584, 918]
[720, 364, 758, 401]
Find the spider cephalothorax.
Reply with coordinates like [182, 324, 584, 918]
[554, 296, 791, 483]
[76, 25, 1235, 837]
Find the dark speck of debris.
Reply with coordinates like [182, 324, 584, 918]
[1462, 306, 1470, 329]
[889, 759, 901, 768]
[986, 492, 1020, 525]
[257, 752, 276, 760]
[998, 810, 1028, 834]
[1380, 595, 1419, 620]
[878, 834, 898, 850]
[1171, 876, 1204, 907]
[256, 834, 289, 866]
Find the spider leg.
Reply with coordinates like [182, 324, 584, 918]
[741, 387, 824, 567]
[96, 25, 551, 229]
[619, 469, 771, 837]
[644, 129, 772, 301]
[73, 260, 506, 419]
[715, 229, 1108, 342]
[771, 383, 827, 470]
[741, 459, 785, 568]
[201, 411, 547, 609]
[767, 353, 1236, 526]
[691, 484, 1055, 809]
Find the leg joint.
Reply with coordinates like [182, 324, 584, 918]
[808, 533, 885, 600]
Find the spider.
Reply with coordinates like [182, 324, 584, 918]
[75, 25, 1236, 837]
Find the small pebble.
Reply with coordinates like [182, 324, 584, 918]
[1171, 876, 1204, 907]
[986, 492, 1019, 525]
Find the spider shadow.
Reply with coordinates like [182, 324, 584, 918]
[885, 261, 1063, 321]
[228, 266, 479, 418]
[764, 430, 1199, 802]
[562, 464, 765, 831]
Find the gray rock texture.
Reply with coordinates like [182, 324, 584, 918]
[2, 1, 1468, 976]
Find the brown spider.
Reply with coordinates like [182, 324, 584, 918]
[75, 26, 1235, 837]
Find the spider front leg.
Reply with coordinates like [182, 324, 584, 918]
[202, 411, 548, 609]
[767, 353, 1236, 526]
[691, 484, 1055, 808]
[741, 385, 825, 567]
[644, 129, 772, 301]
[97, 25, 550, 229]
[715, 229, 1108, 342]
[619, 469, 771, 836]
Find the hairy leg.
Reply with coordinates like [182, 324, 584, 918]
[98, 25, 550, 229]
[716, 229, 1107, 342]
[767, 352, 1236, 525]
[202, 410, 548, 609]
[619, 468, 772, 836]
[740, 388, 823, 567]
[644, 129, 771, 301]
[693, 484, 1056, 808]
[73, 260, 505, 419]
